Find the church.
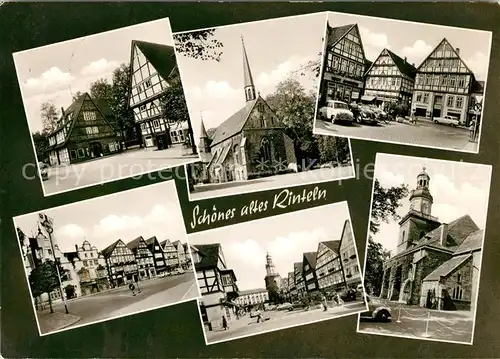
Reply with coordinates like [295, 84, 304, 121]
[379, 167, 483, 312]
[197, 38, 297, 184]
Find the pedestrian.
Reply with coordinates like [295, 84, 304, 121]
[410, 110, 417, 125]
[321, 294, 328, 312]
[222, 316, 228, 330]
[255, 309, 264, 323]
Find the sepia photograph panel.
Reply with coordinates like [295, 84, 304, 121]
[173, 12, 355, 201]
[314, 11, 491, 153]
[13, 181, 198, 336]
[187, 201, 367, 345]
[13, 17, 200, 196]
[357, 153, 492, 345]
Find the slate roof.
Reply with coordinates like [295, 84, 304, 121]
[322, 240, 341, 255]
[133, 40, 177, 81]
[193, 244, 221, 270]
[364, 59, 373, 73]
[101, 239, 122, 258]
[471, 80, 485, 94]
[304, 252, 317, 269]
[326, 23, 355, 47]
[145, 236, 160, 251]
[386, 49, 417, 79]
[454, 229, 483, 255]
[210, 99, 258, 147]
[423, 253, 471, 281]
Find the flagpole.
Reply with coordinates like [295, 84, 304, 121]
[39, 214, 69, 315]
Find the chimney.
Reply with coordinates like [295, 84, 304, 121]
[75, 244, 78, 251]
[456, 48, 460, 55]
[61, 107, 65, 116]
[404, 57, 407, 63]
[440, 223, 448, 247]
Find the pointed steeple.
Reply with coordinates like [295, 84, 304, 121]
[241, 35, 256, 102]
[200, 116, 208, 139]
[199, 112, 210, 154]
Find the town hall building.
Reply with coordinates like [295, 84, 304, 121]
[379, 167, 483, 312]
[199, 38, 297, 184]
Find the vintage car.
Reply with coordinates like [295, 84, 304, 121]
[355, 104, 379, 124]
[38, 162, 49, 181]
[318, 100, 354, 124]
[359, 295, 392, 322]
[433, 115, 460, 127]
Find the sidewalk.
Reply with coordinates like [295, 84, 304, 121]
[127, 144, 197, 160]
[106, 280, 198, 318]
[37, 311, 81, 334]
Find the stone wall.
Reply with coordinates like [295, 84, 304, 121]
[413, 251, 452, 306]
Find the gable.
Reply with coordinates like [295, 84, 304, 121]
[366, 49, 401, 77]
[317, 242, 333, 260]
[417, 39, 472, 74]
[340, 221, 353, 249]
[210, 99, 257, 147]
[69, 95, 116, 143]
[129, 42, 171, 108]
[331, 24, 365, 64]
[242, 97, 281, 130]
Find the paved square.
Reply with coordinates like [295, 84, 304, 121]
[314, 118, 477, 152]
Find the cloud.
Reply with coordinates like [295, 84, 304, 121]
[359, 27, 389, 49]
[94, 214, 144, 234]
[80, 58, 119, 77]
[56, 223, 85, 239]
[400, 40, 433, 66]
[255, 55, 315, 92]
[377, 170, 405, 188]
[54, 224, 85, 251]
[24, 66, 74, 92]
[465, 51, 488, 81]
[228, 239, 267, 267]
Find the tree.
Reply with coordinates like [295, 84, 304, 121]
[72, 91, 83, 101]
[265, 78, 318, 168]
[90, 78, 113, 102]
[370, 179, 409, 235]
[268, 289, 283, 304]
[173, 29, 223, 61]
[28, 260, 60, 313]
[32, 130, 50, 162]
[40, 101, 59, 133]
[364, 237, 391, 295]
[159, 76, 197, 155]
[316, 136, 350, 164]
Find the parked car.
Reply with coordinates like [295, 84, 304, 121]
[433, 115, 460, 127]
[356, 105, 379, 124]
[38, 162, 49, 181]
[339, 288, 358, 302]
[319, 100, 354, 124]
[359, 295, 392, 322]
[172, 268, 185, 275]
[276, 302, 293, 311]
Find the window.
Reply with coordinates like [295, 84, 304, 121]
[423, 93, 429, 104]
[260, 138, 272, 163]
[70, 150, 77, 159]
[457, 274, 462, 283]
[456, 96, 463, 108]
[83, 111, 96, 122]
[447, 96, 454, 107]
[83, 260, 88, 266]
[452, 286, 463, 299]
[458, 76, 465, 87]
[153, 120, 160, 128]
[416, 93, 422, 102]
[77, 148, 85, 158]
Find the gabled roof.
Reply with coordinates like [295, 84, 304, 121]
[471, 80, 485, 94]
[446, 214, 479, 246]
[326, 23, 355, 47]
[200, 118, 209, 138]
[387, 49, 417, 78]
[145, 236, 160, 251]
[193, 243, 221, 270]
[126, 236, 146, 254]
[454, 229, 483, 255]
[416, 38, 474, 74]
[303, 252, 317, 269]
[210, 98, 258, 147]
[101, 239, 122, 258]
[133, 40, 177, 81]
[321, 240, 341, 255]
[423, 253, 471, 281]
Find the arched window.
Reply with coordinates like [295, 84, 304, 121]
[401, 230, 406, 244]
[233, 144, 239, 164]
[260, 138, 272, 163]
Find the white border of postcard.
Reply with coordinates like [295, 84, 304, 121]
[187, 200, 369, 345]
[313, 11, 492, 154]
[12, 180, 201, 337]
[356, 153, 492, 345]
[12, 17, 201, 197]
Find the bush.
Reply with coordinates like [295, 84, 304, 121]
[247, 168, 295, 180]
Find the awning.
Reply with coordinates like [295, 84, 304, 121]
[351, 92, 360, 99]
[361, 95, 376, 102]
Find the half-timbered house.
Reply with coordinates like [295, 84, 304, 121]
[319, 22, 367, 106]
[364, 48, 417, 107]
[126, 236, 156, 280]
[339, 220, 361, 289]
[46, 92, 121, 166]
[411, 38, 480, 125]
[303, 252, 319, 294]
[315, 240, 345, 292]
[128, 40, 191, 150]
[193, 243, 239, 331]
[293, 262, 306, 298]
[160, 239, 179, 269]
[172, 240, 187, 269]
[101, 239, 139, 287]
[145, 236, 168, 274]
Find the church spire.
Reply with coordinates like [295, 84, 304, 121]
[265, 252, 276, 276]
[199, 112, 210, 153]
[409, 166, 433, 216]
[200, 113, 208, 139]
[241, 35, 256, 102]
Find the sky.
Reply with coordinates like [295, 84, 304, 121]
[174, 13, 326, 146]
[327, 11, 491, 81]
[188, 202, 352, 291]
[371, 154, 492, 256]
[13, 181, 187, 254]
[13, 17, 173, 133]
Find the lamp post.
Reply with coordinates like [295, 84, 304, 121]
[38, 213, 69, 315]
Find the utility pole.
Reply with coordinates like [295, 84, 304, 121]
[38, 213, 69, 315]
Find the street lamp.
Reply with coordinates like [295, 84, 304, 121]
[38, 213, 69, 315]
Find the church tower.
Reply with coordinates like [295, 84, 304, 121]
[241, 36, 256, 103]
[199, 115, 211, 154]
[396, 166, 441, 254]
[264, 252, 281, 296]
[409, 167, 433, 216]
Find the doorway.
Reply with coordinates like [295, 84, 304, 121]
[90, 142, 104, 157]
